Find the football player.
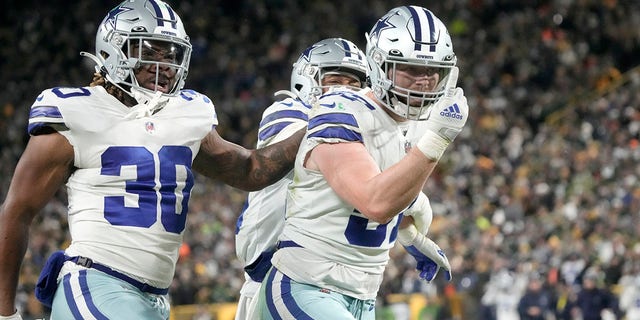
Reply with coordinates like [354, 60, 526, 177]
[257, 5, 468, 319]
[234, 37, 368, 320]
[0, 0, 302, 319]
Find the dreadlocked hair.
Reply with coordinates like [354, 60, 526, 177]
[89, 71, 137, 107]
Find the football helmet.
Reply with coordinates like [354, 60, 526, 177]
[94, 0, 191, 98]
[366, 6, 457, 120]
[290, 38, 368, 104]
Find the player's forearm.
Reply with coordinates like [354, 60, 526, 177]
[0, 146, 65, 315]
[232, 129, 305, 191]
[240, 128, 304, 191]
[0, 206, 30, 315]
[195, 128, 304, 191]
[359, 149, 437, 223]
[0, 257, 22, 316]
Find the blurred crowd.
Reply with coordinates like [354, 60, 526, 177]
[1, 1, 639, 319]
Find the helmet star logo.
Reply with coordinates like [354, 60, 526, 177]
[300, 43, 322, 62]
[370, 15, 395, 42]
[105, 5, 133, 29]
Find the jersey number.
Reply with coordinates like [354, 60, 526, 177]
[101, 146, 194, 234]
[344, 213, 401, 247]
[49, 88, 201, 234]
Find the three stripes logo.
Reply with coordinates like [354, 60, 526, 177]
[440, 103, 464, 120]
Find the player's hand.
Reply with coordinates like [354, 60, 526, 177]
[398, 225, 452, 282]
[407, 193, 432, 235]
[425, 85, 469, 143]
[416, 67, 469, 160]
[0, 310, 23, 320]
[404, 240, 452, 282]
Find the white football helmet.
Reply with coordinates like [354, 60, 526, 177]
[366, 6, 457, 120]
[94, 0, 192, 98]
[290, 38, 368, 104]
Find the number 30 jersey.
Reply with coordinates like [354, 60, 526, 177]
[273, 87, 412, 300]
[28, 86, 217, 289]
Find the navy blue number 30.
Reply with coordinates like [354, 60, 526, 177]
[101, 146, 194, 234]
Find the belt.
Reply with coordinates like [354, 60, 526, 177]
[69, 256, 169, 295]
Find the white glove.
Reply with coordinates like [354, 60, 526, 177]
[398, 224, 451, 282]
[403, 192, 433, 235]
[0, 310, 23, 320]
[416, 67, 469, 160]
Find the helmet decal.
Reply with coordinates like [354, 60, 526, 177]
[148, 0, 178, 29]
[339, 39, 362, 60]
[300, 43, 322, 63]
[369, 14, 395, 44]
[104, 5, 133, 30]
[407, 6, 438, 52]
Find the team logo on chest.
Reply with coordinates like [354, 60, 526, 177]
[404, 140, 412, 154]
[145, 121, 155, 134]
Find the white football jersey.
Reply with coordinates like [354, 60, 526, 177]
[396, 119, 433, 234]
[402, 118, 428, 149]
[28, 86, 217, 288]
[272, 88, 415, 299]
[235, 97, 309, 266]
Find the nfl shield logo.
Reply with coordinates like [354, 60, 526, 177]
[145, 121, 155, 134]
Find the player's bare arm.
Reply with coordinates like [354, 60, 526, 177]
[0, 133, 73, 316]
[193, 128, 305, 191]
[306, 141, 437, 224]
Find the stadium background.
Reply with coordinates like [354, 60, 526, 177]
[1, 1, 639, 319]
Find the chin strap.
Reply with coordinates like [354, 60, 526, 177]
[81, 51, 168, 118]
[124, 91, 168, 119]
